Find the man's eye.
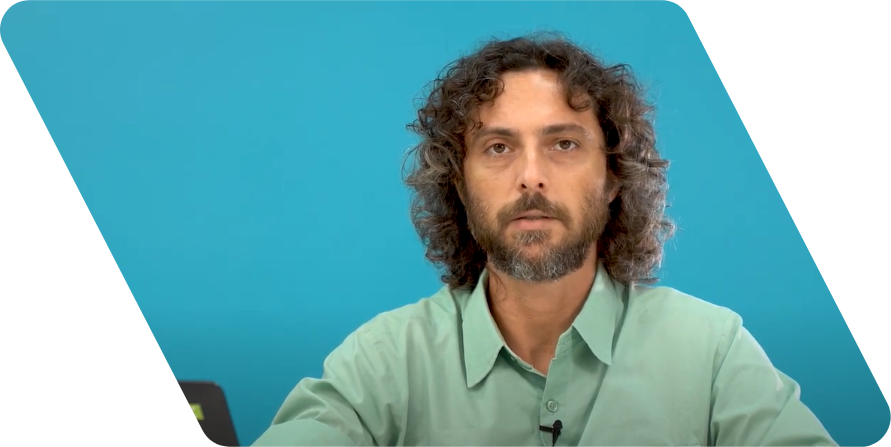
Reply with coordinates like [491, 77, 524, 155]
[555, 140, 578, 151]
[487, 143, 509, 155]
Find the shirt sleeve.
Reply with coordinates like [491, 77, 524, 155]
[709, 313, 837, 446]
[252, 323, 403, 446]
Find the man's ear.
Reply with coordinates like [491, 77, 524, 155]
[606, 174, 621, 203]
[609, 184, 620, 203]
[455, 178, 467, 205]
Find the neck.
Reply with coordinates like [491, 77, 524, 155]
[486, 251, 598, 375]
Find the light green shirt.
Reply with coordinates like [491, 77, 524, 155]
[254, 265, 835, 446]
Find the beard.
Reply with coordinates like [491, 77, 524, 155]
[465, 187, 611, 283]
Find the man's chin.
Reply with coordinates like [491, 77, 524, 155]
[510, 232, 558, 245]
[508, 242, 555, 257]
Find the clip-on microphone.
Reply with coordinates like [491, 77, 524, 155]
[539, 420, 563, 446]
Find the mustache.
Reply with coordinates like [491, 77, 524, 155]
[496, 193, 570, 229]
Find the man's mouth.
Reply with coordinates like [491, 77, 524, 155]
[513, 211, 554, 221]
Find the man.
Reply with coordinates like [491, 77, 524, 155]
[253, 35, 835, 446]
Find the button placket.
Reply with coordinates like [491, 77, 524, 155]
[539, 334, 575, 446]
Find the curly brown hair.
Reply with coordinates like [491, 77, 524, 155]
[403, 33, 675, 289]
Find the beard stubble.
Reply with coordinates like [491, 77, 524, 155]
[464, 186, 611, 283]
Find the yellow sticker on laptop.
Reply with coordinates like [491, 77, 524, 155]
[190, 403, 204, 421]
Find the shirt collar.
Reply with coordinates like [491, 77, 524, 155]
[460, 263, 625, 388]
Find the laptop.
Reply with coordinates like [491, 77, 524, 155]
[179, 380, 240, 446]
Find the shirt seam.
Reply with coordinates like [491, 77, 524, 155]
[356, 321, 406, 446]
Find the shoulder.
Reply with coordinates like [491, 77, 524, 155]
[626, 284, 741, 331]
[341, 285, 464, 353]
[622, 284, 744, 355]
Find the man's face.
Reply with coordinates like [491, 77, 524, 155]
[461, 69, 615, 283]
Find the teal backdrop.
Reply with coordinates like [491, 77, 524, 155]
[2, 1, 888, 445]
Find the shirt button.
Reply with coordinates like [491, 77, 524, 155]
[546, 400, 559, 413]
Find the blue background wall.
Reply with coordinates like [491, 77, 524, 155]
[2, 1, 887, 445]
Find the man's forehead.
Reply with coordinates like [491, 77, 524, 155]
[468, 122, 598, 144]
[465, 100, 602, 141]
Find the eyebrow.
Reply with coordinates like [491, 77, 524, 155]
[471, 123, 594, 144]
